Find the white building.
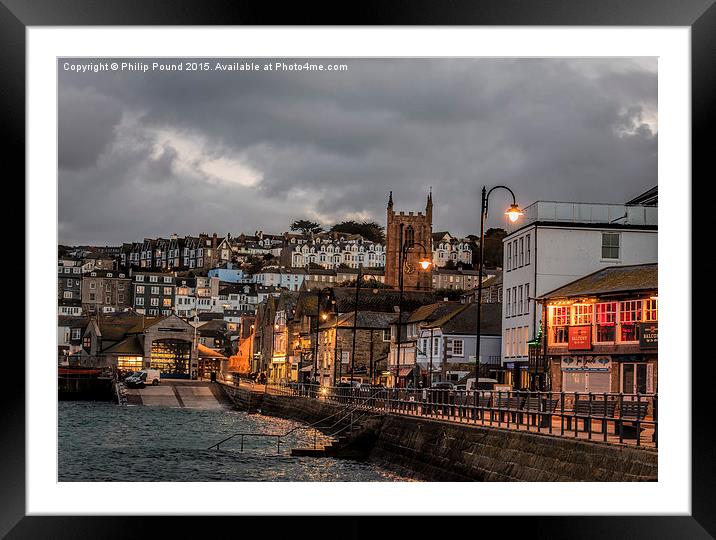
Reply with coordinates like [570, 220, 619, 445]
[415, 303, 502, 385]
[501, 196, 658, 388]
[255, 267, 307, 291]
[431, 231, 473, 268]
[288, 236, 385, 269]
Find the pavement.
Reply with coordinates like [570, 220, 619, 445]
[125, 379, 229, 409]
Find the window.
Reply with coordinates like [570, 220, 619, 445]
[645, 298, 658, 321]
[452, 339, 464, 357]
[505, 289, 511, 317]
[66, 278, 73, 287]
[105, 295, 111, 303]
[432, 337, 440, 356]
[526, 234, 531, 265]
[573, 304, 593, 325]
[507, 243, 512, 270]
[71, 328, 81, 340]
[151, 286, 159, 295]
[151, 298, 159, 306]
[89, 293, 95, 301]
[524, 284, 530, 315]
[512, 287, 517, 317]
[164, 277, 172, 283]
[551, 306, 569, 344]
[382, 329, 391, 342]
[518, 286, 523, 315]
[63, 291, 72, 299]
[619, 300, 642, 342]
[83, 336, 91, 350]
[519, 237, 524, 267]
[163, 287, 172, 295]
[89, 282, 96, 290]
[136, 297, 144, 306]
[150, 275, 158, 282]
[595, 302, 617, 342]
[601, 232, 620, 259]
[118, 294, 124, 303]
[136, 285, 145, 294]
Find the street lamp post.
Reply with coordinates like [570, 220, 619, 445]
[349, 264, 363, 384]
[475, 186, 522, 405]
[394, 225, 432, 389]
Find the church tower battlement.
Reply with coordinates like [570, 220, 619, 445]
[385, 190, 433, 291]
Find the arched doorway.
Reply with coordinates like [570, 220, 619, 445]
[150, 339, 192, 378]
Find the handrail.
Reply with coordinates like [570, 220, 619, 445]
[207, 389, 384, 451]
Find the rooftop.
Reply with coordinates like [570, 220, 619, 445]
[506, 200, 658, 235]
[538, 263, 658, 300]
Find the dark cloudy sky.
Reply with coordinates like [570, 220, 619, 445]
[58, 58, 657, 245]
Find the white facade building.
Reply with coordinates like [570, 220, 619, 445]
[289, 238, 385, 269]
[501, 200, 658, 384]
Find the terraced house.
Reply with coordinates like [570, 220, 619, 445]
[132, 272, 176, 316]
[81, 269, 131, 314]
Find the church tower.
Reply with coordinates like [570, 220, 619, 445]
[384, 191, 433, 291]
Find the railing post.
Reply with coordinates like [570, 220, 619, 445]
[573, 392, 578, 438]
[636, 393, 642, 447]
[587, 392, 593, 440]
[618, 393, 624, 444]
[603, 392, 608, 442]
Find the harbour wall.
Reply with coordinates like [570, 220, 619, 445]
[218, 383, 658, 482]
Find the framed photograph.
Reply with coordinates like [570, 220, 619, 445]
[6, 0, 711, 536]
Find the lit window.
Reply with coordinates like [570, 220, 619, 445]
[645, 298, 658, 321]
[452, 339, 464, 357]
[619, 300, 642, 342]
[550, 306, 569, 344]
[595, 302, 617, 342]
[573, 304, 593, 325]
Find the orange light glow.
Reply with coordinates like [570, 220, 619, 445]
[505, 203, 524, 223]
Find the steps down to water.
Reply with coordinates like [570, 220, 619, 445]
[290, 414, 382, 459]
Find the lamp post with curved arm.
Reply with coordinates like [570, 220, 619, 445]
[395, 224, 432, 388]
[475, 186, 522, 403]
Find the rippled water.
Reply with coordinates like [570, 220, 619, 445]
[59, 401, 411, 482]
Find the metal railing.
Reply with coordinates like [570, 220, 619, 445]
[207, 391, 380, 453]
[263, 382, 658, 449]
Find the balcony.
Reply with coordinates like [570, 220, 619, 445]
[507, 201, 658, 233]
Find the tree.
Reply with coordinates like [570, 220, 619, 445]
[244, 256, 265, 275]
[482, 228, 507, 268]
[290, 219, 323, 235]
[330, 220, 385, 243]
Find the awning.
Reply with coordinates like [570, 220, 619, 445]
[398, 367, 413, 377]
[197, 344, 227, 360]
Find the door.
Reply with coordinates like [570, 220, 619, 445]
[622, 363, 648, 395]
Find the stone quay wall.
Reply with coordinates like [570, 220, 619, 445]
[217, 383, 657, 482]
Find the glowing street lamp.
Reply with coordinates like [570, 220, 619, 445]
[505, 203, 524, 223]
[419, 257, 432, 270]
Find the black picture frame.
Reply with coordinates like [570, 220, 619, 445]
[4, 0, 710, 537]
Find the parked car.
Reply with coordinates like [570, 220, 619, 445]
[433, 382, 456, 390]
[125, 369, 161, 388]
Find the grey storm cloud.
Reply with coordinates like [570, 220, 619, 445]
[58, 57, 657, 245]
